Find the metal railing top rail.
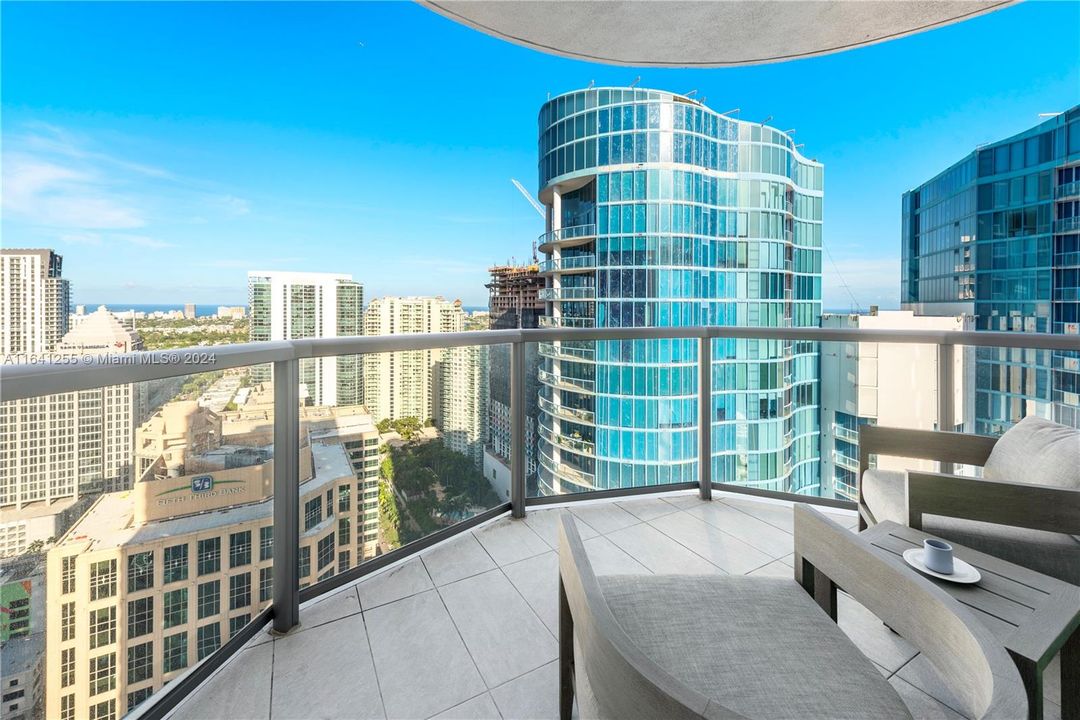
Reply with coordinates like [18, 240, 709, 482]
[3, 326, 1078, 401]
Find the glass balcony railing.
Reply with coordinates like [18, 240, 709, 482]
[1055, 180, 1080, 199]
[3, 324, 1073, 718]
[538, 395, 595, 424]
[538, 255, 595, 273]
[832, 424, 859, 443]
[539, 315, 595, 328]
[537, 223, 597, 250]
[537, 286, 595, 301]
[538, 367, 595, 393]
[537, 341, 595, 362]
[1054, 216, 1080, 233]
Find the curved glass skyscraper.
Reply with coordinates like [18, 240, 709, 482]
[535, 87, 823, 496]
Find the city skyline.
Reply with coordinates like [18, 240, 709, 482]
[3, 1, 1078, 308]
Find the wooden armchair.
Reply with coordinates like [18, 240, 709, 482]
[857, 424, 1080, 585]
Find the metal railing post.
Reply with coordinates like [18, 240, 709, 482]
[698, 336, 713, 500]
[510, 340, 527, 518]
[937, 343, 955, 476]
[272, 358, 300, 633]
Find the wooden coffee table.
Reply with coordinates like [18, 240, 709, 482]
[860, 521, 1080, 720]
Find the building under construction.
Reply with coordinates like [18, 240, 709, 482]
[486, 264, 544, 330]
[484, 264, 544, 493]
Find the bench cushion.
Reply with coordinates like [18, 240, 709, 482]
[861, 468, 1080, 585]
[595, 574, 911, 720]
[983, 415, 1080, 490]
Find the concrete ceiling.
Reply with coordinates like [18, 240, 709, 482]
[421, 1, 1015, 67]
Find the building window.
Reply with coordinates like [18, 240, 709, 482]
[338, 517, 351, 545]
[89, 559, 117, 601]
[317, 534, 335, 571]
[259, 525, 273, 561]
[162, 632, 188, 673]
[127, 597, 153, 639]
[229, 531, 251, 568]
[127, 688, 153, 714]
[127, 551, 154, 592]
[197, 580, 220, 619]
[339, 550, 351, 572]
[197, 623, 221, 660]
[61, 556, 77, 594]
[60, 694, 75, 720]
[338, 485, 351, 512]
[197, 537, 221, 575]
[299, 546, 310, 579]
[89, 699, 116, 720]
[304, 497, 322, 530]
[163, 588, 188, 628]
[127, 642, 153, 684]
[259, 567, 273, 603]
[60, 648, 75, 688]
[61, 602, 75, 641]
[229, 573, 250, 610]
[229, 614, 250, 639]
[89, 652, 117, 695]
[163, 544, 189, 584]
[89, 606, 116, 649]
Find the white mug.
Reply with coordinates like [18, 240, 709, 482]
[923, 538, 954, 575]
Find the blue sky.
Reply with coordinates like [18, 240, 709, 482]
[2, 1, 1077, 308]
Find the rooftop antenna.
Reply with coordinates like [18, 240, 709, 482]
[794, 143, 805, 149]
[629, 76, 641, 88]
[721, 107, 740, 116]
[823, 242, 862, 314]
[700, 96, 707, 105]
[760, 115, 773, 125]
[684, 89, 698, 97]
[784, 129, 796, 134]
[587, 80, 595, 89]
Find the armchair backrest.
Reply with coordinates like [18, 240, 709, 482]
[558, 513, 738, 720]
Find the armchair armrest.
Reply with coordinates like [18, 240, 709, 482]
[906, 471, 1080, 535]
[858, 426, 998, 476]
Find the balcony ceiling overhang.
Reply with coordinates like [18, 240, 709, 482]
[421, 1, 1015, 67]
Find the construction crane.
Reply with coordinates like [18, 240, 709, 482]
[511, 179, 545, 218]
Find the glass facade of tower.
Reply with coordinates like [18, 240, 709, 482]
[535, 87, 823, 496]
[902, 106, 1080, 433]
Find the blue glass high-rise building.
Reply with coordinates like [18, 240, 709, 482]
[535, 87, 823, 496]
[902, 106, 1080, 433]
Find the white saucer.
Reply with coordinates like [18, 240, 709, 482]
[902, 548, 981, 584]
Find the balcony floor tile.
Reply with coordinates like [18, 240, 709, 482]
[604, 522, 724, 575]
[271, 613, 384, 719]
[171, 643, 273, 720]
[647, 510, 773, 575]
[501, 551, 559, 634]
[473, 518, 550, 567]
[178, 492, 982, 720]
[296, 585, 361, 631]
[439, 569, 557, 687]
[421, 532, 497, 587]
[364, 589, 487, 719]
[356, 557, 433, 611]
[430, 693, 502, 720]
[490, 661, 558, 720]
[569, 502, 640, 535]
[685, 500, 794, 558]
[522, 509, 598, 549]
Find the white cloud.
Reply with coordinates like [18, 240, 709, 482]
[122, 235, 175, 249]
[2, 151, 145, 230]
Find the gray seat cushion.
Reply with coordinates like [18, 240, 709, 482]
[861, 468, 1080, 585]
[596, 574, 911, 720]
[983, 415, 1080, 489]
